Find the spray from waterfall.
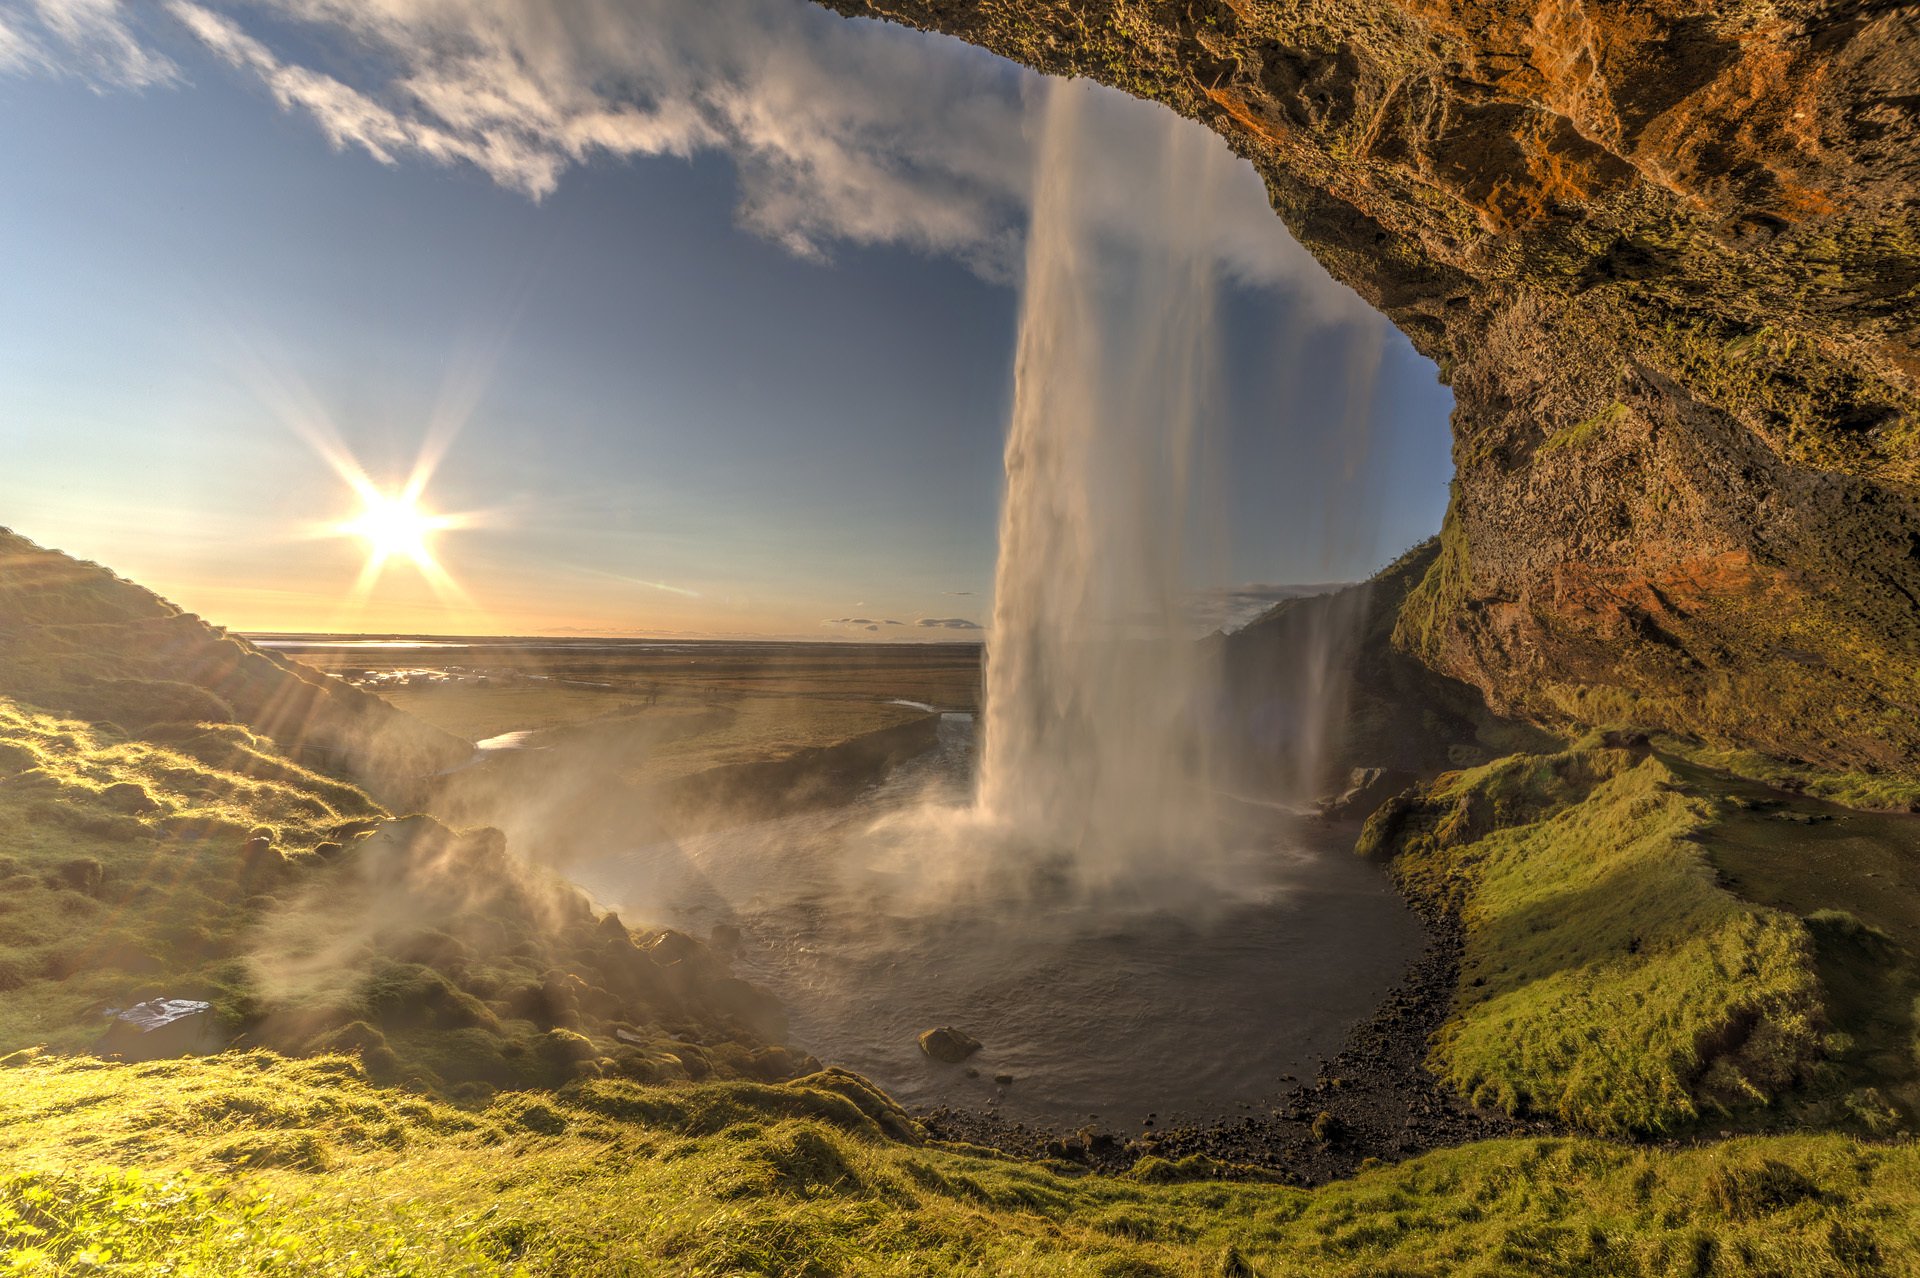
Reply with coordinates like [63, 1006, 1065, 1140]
[971, 78, 1236, 879]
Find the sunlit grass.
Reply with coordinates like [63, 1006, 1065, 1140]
[3, 1050, 1916, 1276]
[1391, 750, 1825, 1135]
[0, 697, 380, 1052]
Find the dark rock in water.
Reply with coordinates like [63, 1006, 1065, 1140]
[96, 999, 220, 1061]
[708, 923, 743, 953]
[917, 1026, 981, 1063]
[1321, 767, 1414, 821]
[994, 1073, 1015, 1086]
[647, 930, 701, 967]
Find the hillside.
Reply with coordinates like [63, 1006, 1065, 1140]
[0, 531, 811, 1098]
[0, 529, 467, 791]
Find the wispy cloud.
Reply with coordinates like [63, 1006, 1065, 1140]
[3, 0, 1379, 314]
[565, 562, 702, 599]
[916, 616, 981, 630]
[4, 0, 177, 86]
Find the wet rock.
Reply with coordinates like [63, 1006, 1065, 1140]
[96, 998, 220, 1060]
[917, 1026, 982, 1063]
[647, 930, 701, 967]
[1320, 767, 1414, 821]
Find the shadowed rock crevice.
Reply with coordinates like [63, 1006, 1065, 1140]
[815, 0, 1920, 775]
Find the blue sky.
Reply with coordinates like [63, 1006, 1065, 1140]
[0, 0, 1453, 638]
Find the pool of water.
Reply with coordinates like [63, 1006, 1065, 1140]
[568, 717, 1422, 1127]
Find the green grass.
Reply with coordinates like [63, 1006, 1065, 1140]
[1657, 737, 1920, 813]
[3, 1050, 1917, 1276]
[1387, 749, 1826, 1135]
[0, 697, 381, 1051]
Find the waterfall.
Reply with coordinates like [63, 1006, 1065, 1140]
[972, 78, 1235, 876]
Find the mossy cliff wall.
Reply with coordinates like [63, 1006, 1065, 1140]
[817, 0, 1920, 773]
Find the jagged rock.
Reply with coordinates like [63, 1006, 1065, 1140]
[1320, 767, 1415, 821]
[646, 930, 701, 967]
[917, 1026, 982, 1063]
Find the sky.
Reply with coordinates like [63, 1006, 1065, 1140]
[0, 0, 1455, 639]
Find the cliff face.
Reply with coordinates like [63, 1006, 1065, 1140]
[818, 0, 1920, 773]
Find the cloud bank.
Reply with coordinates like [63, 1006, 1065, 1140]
[0, 0, 1378, 314]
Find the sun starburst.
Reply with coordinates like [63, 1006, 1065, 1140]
[339, 490, 455, 570]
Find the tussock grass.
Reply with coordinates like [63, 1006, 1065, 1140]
[1392, 750, 1824, 1134]
[3, 1051, 1917, 1276]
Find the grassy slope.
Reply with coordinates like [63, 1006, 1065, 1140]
[0, 530, 467, 789]
[0, 698, 379, 1050]
[0, 535, 815, 1099]
[1368, 745, 1920, 1139]
[4, 1051, 1915, 1277]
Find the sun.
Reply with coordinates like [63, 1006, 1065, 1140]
[326, 479, 474, 609]
[340, 491, 449, 568]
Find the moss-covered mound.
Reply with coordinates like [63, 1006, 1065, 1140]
[1362, 742, 1920, 1138]
[4, 1049, 1916, 1275]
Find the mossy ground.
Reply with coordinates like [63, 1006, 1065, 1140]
[1369, 745, 1919, 1137]
[4, 1050, 1917, 1277]
[0, 697, 380, 1051]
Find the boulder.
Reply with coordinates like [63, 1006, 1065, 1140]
[917, 1026, 981, 1063]
[1320, 767, 1414, 822]
[96, 999, 221, 1061]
